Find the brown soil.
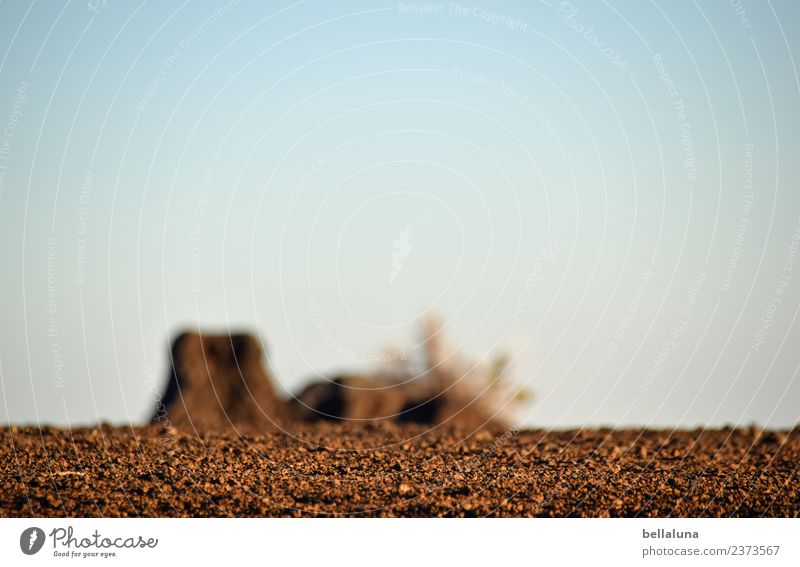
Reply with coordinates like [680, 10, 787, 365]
[1, 424, 797, 517]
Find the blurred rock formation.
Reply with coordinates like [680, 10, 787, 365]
[157, 324, 526, 432]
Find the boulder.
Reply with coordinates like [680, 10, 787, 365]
[291, 372, 497, 428]
[156, 332, 288, 433]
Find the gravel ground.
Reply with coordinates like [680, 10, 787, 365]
[1, 424, 797, 517]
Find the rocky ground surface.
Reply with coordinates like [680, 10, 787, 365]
[1, 424, 797, 517]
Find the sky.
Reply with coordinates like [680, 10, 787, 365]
[0, 0, 799, 428]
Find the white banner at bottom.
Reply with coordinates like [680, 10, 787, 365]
[1, 518, 797, 566]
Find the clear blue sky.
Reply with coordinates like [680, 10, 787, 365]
[1, 0, 799, 428]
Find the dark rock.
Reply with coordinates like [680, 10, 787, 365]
[156, 332, 289, 433]
[291, 375, 417, 422]
[291, 372, 498, 428]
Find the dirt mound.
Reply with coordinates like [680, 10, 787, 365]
[291, 375, 413, 422]
[157, 332, 290, 433]
[158, 331, 507, 432]
[292, 374, 498, 429]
